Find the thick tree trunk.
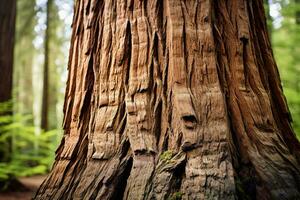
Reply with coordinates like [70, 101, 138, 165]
[0, 0, 16, 161]
[35, 0, 300, 199]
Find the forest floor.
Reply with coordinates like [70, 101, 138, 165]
[0, 175, 46, 200]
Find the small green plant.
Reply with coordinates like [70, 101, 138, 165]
[159, 150, 173, 161]
[168, 192, 183, 200]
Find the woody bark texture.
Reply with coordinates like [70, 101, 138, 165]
[35, 0, 300, 199]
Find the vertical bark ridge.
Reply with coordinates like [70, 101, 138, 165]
[177, 0, 235, 199]
[213, 0, 300, 199]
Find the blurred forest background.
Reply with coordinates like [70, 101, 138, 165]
[0, 0, 299, 192]
[0, 0, 73, 191]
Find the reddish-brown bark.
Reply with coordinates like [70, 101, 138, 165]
[35, 0, 300, 199]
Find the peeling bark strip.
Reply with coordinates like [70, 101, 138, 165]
[35, 0, 300, 199]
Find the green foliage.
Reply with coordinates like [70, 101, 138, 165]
[268, 0, 300, 138]
[264, 0, 300, 138]
[0, 102, 61, 185]
[160, 150, 174, 162]
[168, 192, 183, 200]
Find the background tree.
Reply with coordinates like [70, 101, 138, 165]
[0, 0, 16, 162]
[48, 0, 67, 130]
[0, 0, 74, 190]
[41, 0, 67, 131]
[35, 0, 300, 199]
[41, 0, 53, 131]
[14, 0, 37, 125]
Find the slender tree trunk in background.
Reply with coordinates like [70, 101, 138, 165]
[48, 0, 59, 130]
[19, 59, 34, 116]
[49, 74, 58, 129]
[35, 0, 300, 199]
[41, 0, 53, 131]
[0, 0, 16, 106]
[14, 0, 37, 124]
[0, 0, 16, 161]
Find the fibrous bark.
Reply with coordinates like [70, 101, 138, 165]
[35, 0, 300, 199]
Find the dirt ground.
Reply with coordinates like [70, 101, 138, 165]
[0, 175, 46, 200]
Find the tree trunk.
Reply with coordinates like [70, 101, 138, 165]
[41, 0, 53, 131]
[48, 1, 60, 130]
[35, 0, 300, 199]
[14, 0, 36, 124]
[0, 0, 16, 104]
[0, 0, 16, 161]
